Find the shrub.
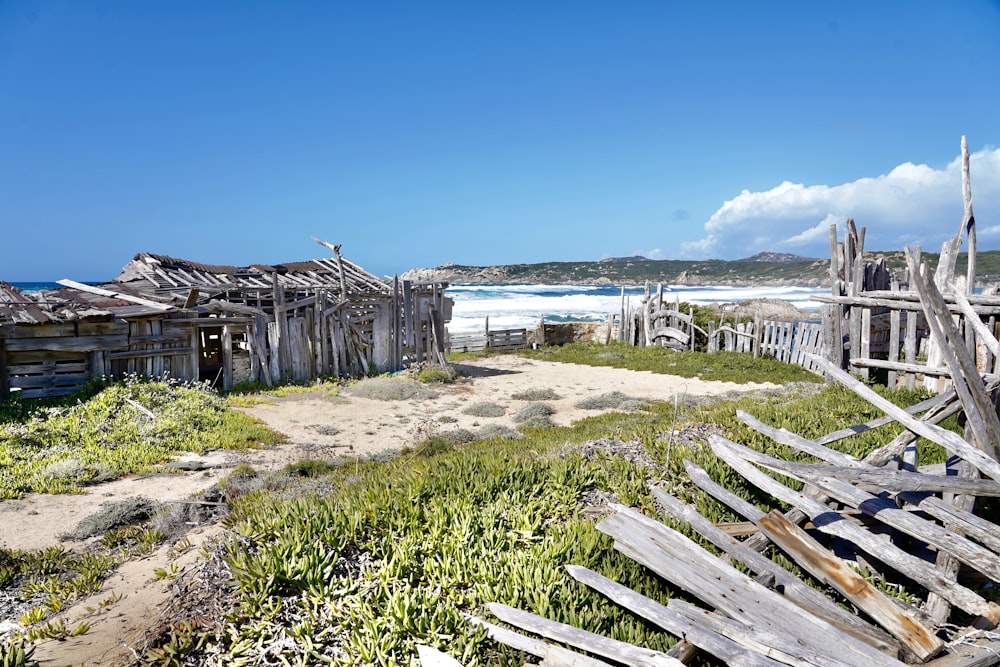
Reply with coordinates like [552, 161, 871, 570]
[61, 498, 160, 541]
[511, 388, 561, 401]
[462, 402, 506, 418]
[347, 378, 439, 401]
[575, 392, 648, 411]
[513, 402, 555, 423]
[478, 424, 522, 440]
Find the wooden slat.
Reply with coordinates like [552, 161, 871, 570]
[649, 486, 899, 652]
[566, 565, 789, 667]
[708, 434, 1000, 621]
[807, 354, 1000, 482]
[486, 603, 683, 667]
[3, 335, 129, 353]
[600, 505, 906, 667]
[106, 347, 193, 361]
[756, 510, 943, 661]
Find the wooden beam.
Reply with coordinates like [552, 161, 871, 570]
[757, 509, 943, 660]
[56, 279, 173, 311]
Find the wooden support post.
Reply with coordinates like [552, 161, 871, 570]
[272, 272, 290, 381]
[189, 326, 200, 383]
[0, 339, 10, 400]
[221, 325, 233, 390]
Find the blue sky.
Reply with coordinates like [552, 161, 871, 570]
[2, 1, 999, 281]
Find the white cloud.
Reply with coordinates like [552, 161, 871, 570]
[680, 147, 1000, 259]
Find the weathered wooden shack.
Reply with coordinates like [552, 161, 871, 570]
[1, 242, 450, 398]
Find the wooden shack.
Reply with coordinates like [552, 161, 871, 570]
[1, 241, 450, 398]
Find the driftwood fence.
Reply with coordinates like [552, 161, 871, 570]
[466, 136, 1000, 666]
[445, 317, 529, 354]
[603, 286, 827, 373]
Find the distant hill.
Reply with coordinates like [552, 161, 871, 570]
[742, 252, 817, 263]
[401, 250, 1000, 286]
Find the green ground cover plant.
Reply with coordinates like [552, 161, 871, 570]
[139, 374, 951, 666]
[0, 377, 282, 499]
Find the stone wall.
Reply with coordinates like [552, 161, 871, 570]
[531, 322, 610, 347]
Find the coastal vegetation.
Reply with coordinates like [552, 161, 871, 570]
[0, 348, 952, 665]
[404, 249, 1000, 286]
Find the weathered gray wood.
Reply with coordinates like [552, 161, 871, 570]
[465, 615, 614, 667]
[807, 353, 1000, 481]
[649, 486, 899, 652]
[665, 599, 850, 667]
[905, 307, 919, 389]
[487, 603, 684, 667]
[566, 565, 789, 667]
[851, 357, 996, 378]
[927, 456, 979, 624]
[760, 459, 1000, 496]
[888, 305, 901, 387]
[813, 391, 953, 446]
[56, 279, 173, 311]
[415, 645, 463, 667]
[954, 291, 1000, 360]
[105, 346, 193, 361]
[723, 435, 1000, 587]
[708, 434, 999, 619]
[908, 247, 1000, 461]
[221, 325, 233, 390]
[755, 510, 943, 660]
[600, 505, 906, 667]
[923, 632, 1000, 667]
[4, 335, 129, 353]
[649, 326, 689, 345]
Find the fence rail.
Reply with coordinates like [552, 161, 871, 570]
[446, 328, 529, 353]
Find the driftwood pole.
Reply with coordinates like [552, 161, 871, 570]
[962, 135, 977, 293]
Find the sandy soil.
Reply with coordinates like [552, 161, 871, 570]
[2, 356, 778, 666]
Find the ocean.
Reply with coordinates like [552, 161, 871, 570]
[447, 283, 826, 333]
[8, 282, 827, 334]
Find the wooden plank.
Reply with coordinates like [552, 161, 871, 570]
[813, 391, 953, 446]
[760, 459, 1000, 496]
[162, 317, 254, 325]
[1, 321, 128, 338]
[222, 325, 233, 389]
[649, 326, 689, 345]
[10, 373, 91, 389]
[738, 408, 1000, 553]
[807, 353, 1000, 482]
[3, 335, 129, 353]
[649, 486, 899, 652]
[708, 434, 1000, 620]
[908, 247, 1000, 461]
[600, 505, 905, 667]
[927, 456, 978, 623]
[756, 510, 943, 661]
[859, 307, 872, 380]
[56, 279, 173, 311]
[487, 603, 685, 667]
[566, 565, 789, 667]
[889, 306, 901, 387]
[923, 633, 1000, 667]
[465, 615, 614, 667]
[106, 347, 193, 361]
[665, 599, 855, 667]
[905, 308, 918, 389]
[7, 361, 89, 374]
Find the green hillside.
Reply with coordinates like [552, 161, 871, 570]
[407, 250, 1000, 286]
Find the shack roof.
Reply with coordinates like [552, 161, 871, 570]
[115, 250, 391, 297]
[0, 282, 122, 326]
